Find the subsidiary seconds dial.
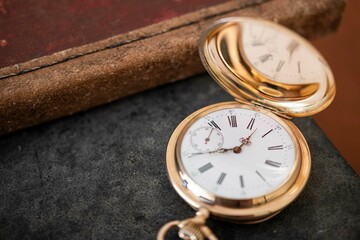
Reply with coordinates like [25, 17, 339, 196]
[190, 127, 224, 152]
[180, 107, 296, 199]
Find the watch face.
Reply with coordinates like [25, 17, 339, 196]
[178, 106, 296, 199]
[199, 18, 335, 117]
[241, 21, 326, 85]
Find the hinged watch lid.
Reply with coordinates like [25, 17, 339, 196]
[199, 17, 335, 117]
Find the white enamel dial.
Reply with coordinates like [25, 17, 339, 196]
[179, 107, 296, 199]
[190, 127, 224, 152]
[242, 21, 326, 84]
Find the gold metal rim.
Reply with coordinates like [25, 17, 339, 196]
[198, 17, 336, 118]
[166, 101, 311, 223]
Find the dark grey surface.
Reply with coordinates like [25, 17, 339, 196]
[0, 74, 359, 240]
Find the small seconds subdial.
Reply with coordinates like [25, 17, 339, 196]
[190, 127, 224, 152]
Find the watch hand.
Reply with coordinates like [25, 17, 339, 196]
[247, 128, 258, 139]
[287, 40, 299, 62]
[205, 128, 214, 144]
[190, 129, 258, 157]
[233, 128, 257, 153]
[189, 147, 233, 157]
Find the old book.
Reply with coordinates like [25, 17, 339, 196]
[0, 0, 345, 135]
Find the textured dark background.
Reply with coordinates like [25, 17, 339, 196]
[0, 74, 359, 239]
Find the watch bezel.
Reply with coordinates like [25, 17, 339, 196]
[166, 101, 311, 223]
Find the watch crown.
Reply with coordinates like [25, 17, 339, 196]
[178, 222, 204, 240]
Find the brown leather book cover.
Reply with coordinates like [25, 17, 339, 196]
[0, 0, 345, 135]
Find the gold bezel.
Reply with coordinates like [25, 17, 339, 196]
[199, 17, 336, 118]
[166, 102, 311, 223]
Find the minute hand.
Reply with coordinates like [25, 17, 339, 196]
[190, 129, 257, 157]
[233, 128, 257, 154]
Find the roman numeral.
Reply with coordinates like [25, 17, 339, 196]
[247, 118, 255, 130]
[198, 163, 213, 173]
[217, 172, 227, 185]
[265, 160, 282, 168]
[208, 120, 221, 131]
[297, 61, 301, 74]
[227, 115, 237, 128]
[275, 60, 285, 73]
[239, 175, 244, 188]
[259, 53, 272, 63]
[268, 145, 284, 150]
[261, 129, 273, 138]
[255, 170, 266, 182]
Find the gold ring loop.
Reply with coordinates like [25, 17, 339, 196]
[157, 220, 181, 240]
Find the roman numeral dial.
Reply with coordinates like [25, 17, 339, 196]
[180, 107, 296, 200]
[275, 60, 285, 73]
[259, 53, 272, 63]
[227, 115, 237, 128]
[265, 160, 282, 168]
[208, 120, 221, 131]
[217, 172, 227, 185]
[247, 118, 255, 130]
[198, 163, 213, 173]
[268, 145, 284, 150]
[262, 129, 273, 138]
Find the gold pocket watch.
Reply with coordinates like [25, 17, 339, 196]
[158, 17, 335, 240]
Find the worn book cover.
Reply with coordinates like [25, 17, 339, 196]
[0, 0, 345, 135]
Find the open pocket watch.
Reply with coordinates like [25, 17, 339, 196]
[158, 17, 335, 240]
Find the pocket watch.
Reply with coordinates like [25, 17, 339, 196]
[158, 17, 335, 240]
